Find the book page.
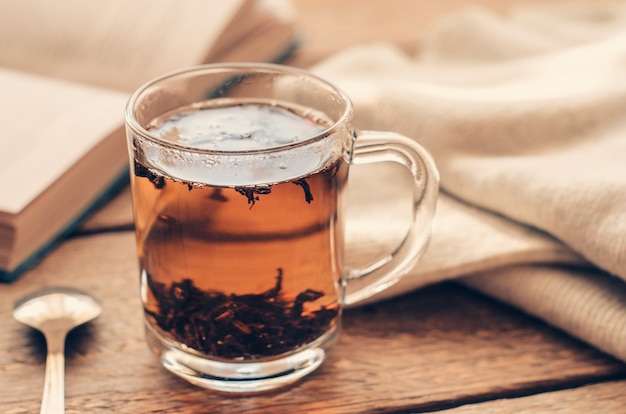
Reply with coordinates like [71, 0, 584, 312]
[0, 0, 246, 92]
[0, 68, 128, 214]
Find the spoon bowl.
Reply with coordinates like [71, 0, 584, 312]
[14, 287, 102, 414]
[14, 287, 102, 331]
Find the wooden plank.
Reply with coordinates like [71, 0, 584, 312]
[1, 232, 624, 413]
[439, 380, 626, 413]
[80, 186, 133, 233]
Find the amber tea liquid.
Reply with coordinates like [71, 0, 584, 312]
[130, 100, 346, 360]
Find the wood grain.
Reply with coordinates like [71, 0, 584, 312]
[1, 233, 625, 413]
[440, 380, 626, 413]
[79, 186, 133, 233]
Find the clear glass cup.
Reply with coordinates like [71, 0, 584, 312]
[124, 63, 438, 393]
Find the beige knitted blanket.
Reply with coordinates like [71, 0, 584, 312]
[314, 1, 626, 362]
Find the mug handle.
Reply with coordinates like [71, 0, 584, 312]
[343, 130, 439, 306]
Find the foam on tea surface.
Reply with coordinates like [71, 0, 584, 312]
[140, 99, 341, 187]
[150, 102, 327, 151]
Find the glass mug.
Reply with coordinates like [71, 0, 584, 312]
[124, 63, 438, 393]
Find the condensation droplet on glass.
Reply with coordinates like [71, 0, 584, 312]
[201, 157, 218, 167]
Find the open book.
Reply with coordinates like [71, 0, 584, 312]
[0, 0, 297, 281]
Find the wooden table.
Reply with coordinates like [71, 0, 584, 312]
[2, 1, 626, 412]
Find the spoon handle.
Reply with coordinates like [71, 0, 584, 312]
[41, 332, 66, 414]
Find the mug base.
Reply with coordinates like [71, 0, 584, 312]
[145, 322, 337, 393]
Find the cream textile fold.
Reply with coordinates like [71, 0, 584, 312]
[314, 1, 626, 362]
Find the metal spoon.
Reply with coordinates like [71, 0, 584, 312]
[13, 287, 102, 414]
